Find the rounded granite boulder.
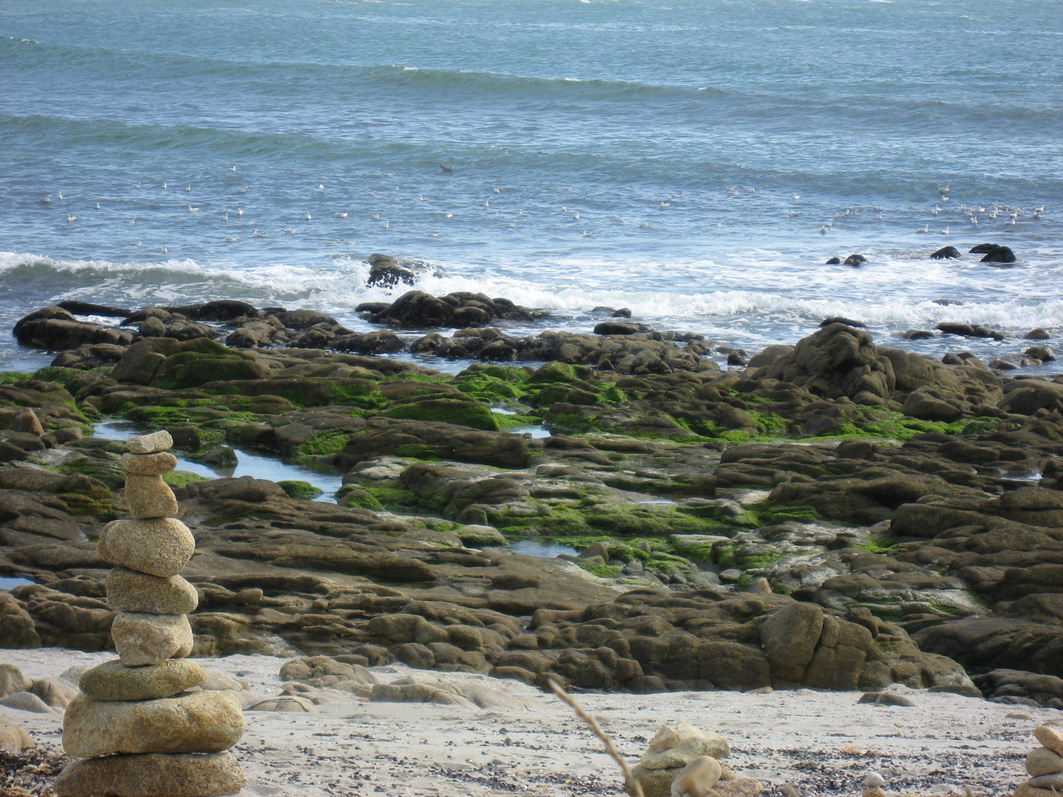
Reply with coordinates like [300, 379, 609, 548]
[62, 690, 244, 757]
[120, 451, 179, 476]
[111, 612, 194, 667]
[125, 474, 180, 519]
[79, 658, 207, 702]
[54, 751, 245, 797]
[126, 430, 174, 455]
[106, 567, 199, 615]
[97, 518, 195, 577]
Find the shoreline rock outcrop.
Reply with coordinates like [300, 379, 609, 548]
[3, 308, 1063, 706]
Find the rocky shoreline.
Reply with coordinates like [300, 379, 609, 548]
[3, 293, 1063, 710]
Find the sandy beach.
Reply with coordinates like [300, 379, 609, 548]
[0, 647, 1046, 796]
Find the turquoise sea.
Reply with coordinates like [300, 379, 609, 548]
[2, 0, 1062, 372]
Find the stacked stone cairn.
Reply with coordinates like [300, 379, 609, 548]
[628, 720, 762, 797]
[1014, 724, 1063, 796]
[54, 430, 247, 797]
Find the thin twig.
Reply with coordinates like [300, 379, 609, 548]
[547, 676, 645, 797]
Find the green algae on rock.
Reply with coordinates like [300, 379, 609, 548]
[5, 311, 1063, 702]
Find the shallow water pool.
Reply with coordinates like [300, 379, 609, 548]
[94, 421, 344, 502]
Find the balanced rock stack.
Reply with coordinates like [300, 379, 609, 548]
[54, 430, 247, 797]
[628, 720, 762, 797]
[1014, 724, 1063, 796]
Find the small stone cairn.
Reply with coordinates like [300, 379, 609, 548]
[54, 430, 247, 797]
[1014, 724, 1063, 796]
[629, 720, 762, 797]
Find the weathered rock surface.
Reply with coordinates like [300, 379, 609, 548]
[111, 611, 194, 666]
[0, 662, 32, 696]
[120, 451, 178, 475]
[98, 518, 196, 577]
[62, 690, 245, 757]
[643, 721, 730, 768]
[106, 567, 200, 615]
[630, 720, 734, 797]
[1027, 747, 1063, 777]
[126, 431, 174, 455]
[54, 751, 246, 797]
[79, 658, 207, 702]
[124, 474, 179, 518]
[0, 714, 35, 752]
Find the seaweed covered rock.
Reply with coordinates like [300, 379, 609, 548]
[109, 337, 272, 388]
[746, 322, 1002, 413]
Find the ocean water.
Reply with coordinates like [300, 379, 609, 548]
[2, 0, 1062, 374]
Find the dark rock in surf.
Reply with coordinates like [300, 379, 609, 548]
[591, 306, 632, 319]
[969, 243, 1002, 254]
[363, 290, 547, 329]
[332, 331, 406, 355]
[824, 257, 841, 265]
[980, 245, 1017, 264]
[354, 302, 390, 315]
[936, 323, 1004, 340]
[1024, 346, 1056, 363]
[931, 246, 962, 260]
[14, 307, 134, 351]
[819, 317, 866, 329]
[367, 254, 416, 288]
[843, 254, 868, 267]
[56, 301, 132, 318]
[725, 349, 748, 366]
[162, 300, 259, 321]
[365, 254, 443, 288]
[593, 321, 643, 336]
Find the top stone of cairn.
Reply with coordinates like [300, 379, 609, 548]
[127, 431, 174, 455]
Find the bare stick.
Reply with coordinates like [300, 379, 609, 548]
[547, 677, 645, 797]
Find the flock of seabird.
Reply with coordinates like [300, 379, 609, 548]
[37, 168, 1045, 256]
